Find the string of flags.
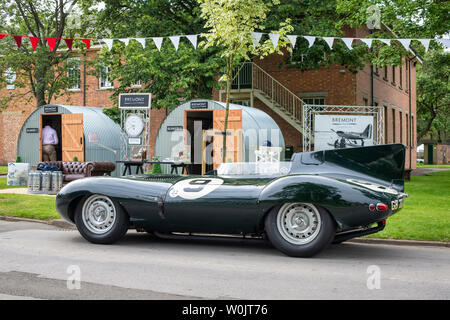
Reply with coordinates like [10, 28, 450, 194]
[0, 32, 448, 53]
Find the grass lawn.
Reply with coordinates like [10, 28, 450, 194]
[0, 166, 8, 174]
[0, 194, 59, 220]
[366, 169, 450, 242]
[0, 177, 26, 189]
[416, 163, 450, 169]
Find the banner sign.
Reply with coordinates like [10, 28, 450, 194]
[26, 128, 39, 133]
[44, 106, 58, 113]
[119, 93, 151, 109]
[190, 101, 208, 109]
[167, 126, 184, 132]
[314, 115, 374, 150]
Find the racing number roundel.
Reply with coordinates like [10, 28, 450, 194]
[169, 178, 224, 200]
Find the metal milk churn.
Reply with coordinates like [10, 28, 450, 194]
[41, 171, 52, 193]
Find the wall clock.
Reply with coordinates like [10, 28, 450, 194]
[124, 114, 144, 137]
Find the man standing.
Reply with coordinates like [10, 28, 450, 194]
[42, 123, 59, 161]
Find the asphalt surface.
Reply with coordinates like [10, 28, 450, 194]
[0, 220, 449, 300]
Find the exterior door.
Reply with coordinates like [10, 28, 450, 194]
[212, 109, 243, 169]
[62, 113, 84, 162]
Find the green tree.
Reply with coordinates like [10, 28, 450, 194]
[199, 0, 292, 162]
[0, 0, 95, 109]
[416, 49, 450, 142]
[88, 0, 222, 118]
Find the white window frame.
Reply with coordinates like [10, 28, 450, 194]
[99, 66, 113, 89]
[5, 68, 16, 90]
[67, 57, 81, 90]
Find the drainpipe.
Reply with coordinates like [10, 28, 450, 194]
[408, 58, 412, 170]
[83, 52, 87, 106]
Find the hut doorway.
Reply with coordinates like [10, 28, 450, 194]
[40, 113, 84, 162]
[185, 110, 214, 175]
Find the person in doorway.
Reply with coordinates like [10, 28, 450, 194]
[42, 122, 59, 161]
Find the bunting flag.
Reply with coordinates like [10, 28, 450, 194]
[252, 32, 263, 47]
[152, 37, 163, 51]
[397, 39, 412, 51]
[341, 38, 354, 50]
[287, 35, 297, 48]
[377, 39, 391, 46]
[186, 34, 198, 49]
[135, 38, 146, 49]
[303, 36, 316, 48]
[119, 38, 130, 47]
[169, 36, 180, 51]
[418, 39, 430, 52]
[29, 37, 39, 51]
[46, 38, 57, 52]
[101, 38, 113, 51]
[360, 38, 373, 48]
[13, 35, 22, 48]
[322, 37, 335, 49]
[80, 39, 91, 50]
[64, 38, 73, 51]
[0, 32, 447, 55]
[269, 33, 280, 49]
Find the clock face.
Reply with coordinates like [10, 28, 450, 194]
[124, 114, 144, 137]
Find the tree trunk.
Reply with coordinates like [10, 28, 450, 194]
[222, 57, 233, 163]
[417, 107, 437, 142]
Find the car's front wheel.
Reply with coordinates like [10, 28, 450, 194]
[265, 203, 335, 257]
[74, 194, 129, 244]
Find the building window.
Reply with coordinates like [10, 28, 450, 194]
[67, 58, 81, 90]
[391, 66, 396, 85]
[374, 65, 379, 76]
[405, 62, 409, 92]
[303, 97, 325, 105]
[392, 107, 396, 143]
[99, 66, 113, 89]
[399, 110, 403, 144]
[4, 68, 16, 90]
[131, 80, 142, 88]
[383, 66, 388, 80]
[363, 97, 368, 106]
[399, 65, 403, 89]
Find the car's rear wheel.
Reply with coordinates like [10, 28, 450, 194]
[74, 194, 129, 244]
[265, 203, 335, 257]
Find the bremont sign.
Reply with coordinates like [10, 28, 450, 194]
[119, 93, 151, 109]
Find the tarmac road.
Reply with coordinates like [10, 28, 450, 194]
[0, 220, 449, 300]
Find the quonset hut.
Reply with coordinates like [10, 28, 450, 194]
[154, 99, 285, 174]
[16, 105, 123, 174]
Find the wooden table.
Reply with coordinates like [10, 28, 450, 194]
[116, 160, 145, 176]
[145, 161, 191, 175]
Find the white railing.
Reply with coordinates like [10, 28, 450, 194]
[250, 62, 304, 122]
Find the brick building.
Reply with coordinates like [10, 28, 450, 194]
[213, 30, 420, 170]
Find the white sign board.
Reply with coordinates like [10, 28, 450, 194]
[314, 115, 374, 151]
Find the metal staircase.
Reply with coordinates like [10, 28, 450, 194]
[231, 62, 304, 132]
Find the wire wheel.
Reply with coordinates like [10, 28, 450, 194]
[81, 195, 117, 235]
[276, 203, 322, 245]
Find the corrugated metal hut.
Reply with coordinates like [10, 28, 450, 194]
[16, 105, 123, 173]
[154, 99, 285, 174]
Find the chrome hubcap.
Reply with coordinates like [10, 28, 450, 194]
[276, 203, 322, 245]
[82, 195, 116, 234]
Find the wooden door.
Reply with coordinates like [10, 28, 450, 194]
[62, 113, 84, 162]
[212, 109, 243, 169]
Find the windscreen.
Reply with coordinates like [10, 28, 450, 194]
[217, 162, 292, 177]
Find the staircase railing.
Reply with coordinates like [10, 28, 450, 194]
[250, 62, 305, 122]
